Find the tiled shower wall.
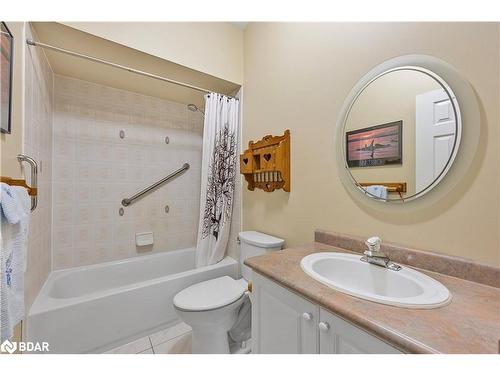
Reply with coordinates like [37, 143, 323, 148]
[24, 25, 53, 310]
[52, 75, 204, 269]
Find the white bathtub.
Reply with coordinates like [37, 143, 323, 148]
[27, 248, 238, 353]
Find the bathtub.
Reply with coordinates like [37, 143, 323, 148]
[27, 248, 238, 353]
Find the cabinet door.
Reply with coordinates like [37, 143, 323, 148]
[252, 273, 319, 354]
[319, 308, 402, 354]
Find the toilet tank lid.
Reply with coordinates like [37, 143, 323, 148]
[239, 231, 285, 248]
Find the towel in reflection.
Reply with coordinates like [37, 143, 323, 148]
[365, 185, 388, 200]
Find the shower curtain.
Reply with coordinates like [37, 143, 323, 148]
[195, 93, 239, 267]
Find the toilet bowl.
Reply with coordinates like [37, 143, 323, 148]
[174, 276, 248, 354]
[173, 231, 284, 354]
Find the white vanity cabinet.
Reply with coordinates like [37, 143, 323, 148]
[317, 308, 401, 354]
[251, 273, 402, 354]
[251, 272, 319, 353]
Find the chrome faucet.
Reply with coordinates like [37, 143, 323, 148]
[360, 236, 402, 271]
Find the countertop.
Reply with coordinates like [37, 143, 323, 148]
[244, 242, 500, 354]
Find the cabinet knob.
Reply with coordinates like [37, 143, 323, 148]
[318, 321, 330, 331]
[302, 312, 313, 321]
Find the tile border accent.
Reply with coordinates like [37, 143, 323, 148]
[314, 230, 500, 288]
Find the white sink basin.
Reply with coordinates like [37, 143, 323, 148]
[300, 253, 451, 309]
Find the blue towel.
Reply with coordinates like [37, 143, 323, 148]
[1, 183, 30, 341]
[365, 185, 388, 200]
[0, 183, 21, 225]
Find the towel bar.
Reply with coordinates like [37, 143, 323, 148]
[358, 182, 407, 193]
[1, 154, 38, 212]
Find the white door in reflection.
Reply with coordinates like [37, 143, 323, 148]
[415, 88, 456, 192]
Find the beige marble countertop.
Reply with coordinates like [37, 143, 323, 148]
[245, 242, 500, 354]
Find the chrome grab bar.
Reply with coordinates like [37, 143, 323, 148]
[17, 154, 38, 211]
[121, 163, 190, 207]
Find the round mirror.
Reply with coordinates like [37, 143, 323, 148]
[342, 66, 461, 202]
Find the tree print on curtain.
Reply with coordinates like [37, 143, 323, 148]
[195, 93, 239, 267]
[201, 123, 237, 241]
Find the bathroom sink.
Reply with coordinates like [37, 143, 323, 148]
[300, 253, 451, 309]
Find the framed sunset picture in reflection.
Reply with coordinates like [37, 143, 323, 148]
[346, 120, 403, 168]
[1, 22, 14, 134]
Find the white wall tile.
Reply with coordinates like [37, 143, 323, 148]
[52, 75, 204, 269]
[24, 24, 53, 311]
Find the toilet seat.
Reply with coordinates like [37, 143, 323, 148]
[173, 276, 247, 312]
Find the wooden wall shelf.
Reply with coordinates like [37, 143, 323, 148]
[240, 130, 290, 192]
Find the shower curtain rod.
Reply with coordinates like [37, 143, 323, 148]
[26, 39, 237, 99]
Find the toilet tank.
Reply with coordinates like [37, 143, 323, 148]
[238, 231, 284, 281]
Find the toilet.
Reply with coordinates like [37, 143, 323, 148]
[173, 231, 284, 354]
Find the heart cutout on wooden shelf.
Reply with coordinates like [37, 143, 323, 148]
[263, 153, 272, 162]
[243, 158, 249, 165]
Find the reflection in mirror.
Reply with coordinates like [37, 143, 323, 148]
[343, 68, 460, 202]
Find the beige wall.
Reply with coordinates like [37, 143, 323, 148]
[1, 22, 25, 178]
[243, 23, 500, 266]
[32, 22, 240, 111]
[347, 70, 440, 197]
[62, 22, 244, 85]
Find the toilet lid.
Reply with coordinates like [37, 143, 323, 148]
[173, 276, 246, 311]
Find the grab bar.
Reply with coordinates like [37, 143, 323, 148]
[17, 154, 38, 211]
[121, 163, 190, 207]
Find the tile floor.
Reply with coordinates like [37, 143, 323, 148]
[105, 322, 192, 354]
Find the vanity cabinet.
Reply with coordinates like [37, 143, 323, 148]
[251, 273, 402, 354]
[251, 272, 319, 353]
[317, 308, 401, 354]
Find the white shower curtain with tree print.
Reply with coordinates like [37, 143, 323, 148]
[195, 93, 239, 267]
